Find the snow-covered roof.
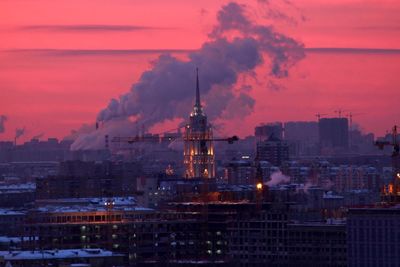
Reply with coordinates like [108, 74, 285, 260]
[0, 209, 26, 216]
[0, 249, 123, 260]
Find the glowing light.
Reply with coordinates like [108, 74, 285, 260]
[389, 183, 394, 194]
[256, 183, 263, 190]
[397, 173, 400, 179]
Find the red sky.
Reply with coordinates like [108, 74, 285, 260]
[1, 0, 400, 142]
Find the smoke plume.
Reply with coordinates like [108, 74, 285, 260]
[32, 133, 44, 140]
[15, 127, 25, 141]
[0, 115, 7, 133]
[267, 171, 290, 186]
[72, 1, 304, 150]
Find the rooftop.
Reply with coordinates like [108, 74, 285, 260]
[0, 249, 123, 261]
[0, 208, 26, 216]
[34, 197, 152, 213]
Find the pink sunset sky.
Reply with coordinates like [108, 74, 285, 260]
[0, 0, 400, 143]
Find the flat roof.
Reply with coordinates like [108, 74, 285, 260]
[0, 249, 123, 260]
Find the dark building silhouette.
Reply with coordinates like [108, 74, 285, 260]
[36, 161, 143, 199]
[347, 207, 400, 267]
[256, 134, 289, 167]
[319, 118, 349, 151]
[284, 121, 319, 156]
[255, 122, 283, 141]
[287, 221, 347, 267]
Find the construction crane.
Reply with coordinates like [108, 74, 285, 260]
[111, 135, 160, 144]
[346, 112, 365, 130]
[375, 125, 400, 204]
[315, 113, 328, 121]
[334, 109, 348, 118]
[112, 135, 238, 145]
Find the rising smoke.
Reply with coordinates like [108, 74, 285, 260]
[32, 133, 45, 140]
[267, 171, 290, 186]
[71, 1, 304, 150]
[15, 127, 25, 141]
[0, 115, 7, 133]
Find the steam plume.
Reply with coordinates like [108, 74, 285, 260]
[267, 171, 290, 186]
[32, 133, 44, 140]
[72, 2, 304, 150]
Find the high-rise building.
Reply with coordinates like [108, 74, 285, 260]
[183, 69, 215, 178]
[256, 134, 289, 167]
[284, 121, 319, 143]
[284, 121, 319, 156]
[255, 122, 283, 141]
[319, 118, 349, 151]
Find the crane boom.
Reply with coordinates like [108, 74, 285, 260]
[112, 135, 239, 144]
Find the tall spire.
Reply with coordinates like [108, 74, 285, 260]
[195, 67, 201, 109]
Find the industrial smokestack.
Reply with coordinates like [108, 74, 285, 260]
[14, 127, 25, 146]
[0, 115, 7, 134]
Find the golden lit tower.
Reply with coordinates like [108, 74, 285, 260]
[184, 69, 215, 178]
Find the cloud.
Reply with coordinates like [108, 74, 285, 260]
[17, 24, 173, 33]
[72, 1, 305, 150]
[354, 25, 400, 32]
[70, 119, 138, 150]
[257, 0, 305, 25]
[0, 115, 7, 133]
[64, 123, 96, 141]
[5, 49, 192, 57]
[305, 47, 400, 54]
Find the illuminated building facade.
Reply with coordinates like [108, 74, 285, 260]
[184, 69, 215, 178]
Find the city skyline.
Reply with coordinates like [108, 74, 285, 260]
[1, 0, 399, 143]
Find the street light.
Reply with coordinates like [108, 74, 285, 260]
[256, 183, 263, 190]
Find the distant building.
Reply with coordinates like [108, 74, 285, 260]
[0, 139, 73, 163]
[36, 161, 143, 199]
[255, 122, 283, 141]
[256, 134, 289, 167]
[0, 183, 35, 208]
[319, 118, 349, 152]
[330, 165, 381, 193]
[349, 129, 375, 154]
[225, 159, 274, 185]
[0, 208, 26, 236]
[284, 121, 319, 156]
[183, 70, 215, 178]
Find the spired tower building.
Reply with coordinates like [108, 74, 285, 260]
[183, 69, 215, 179]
